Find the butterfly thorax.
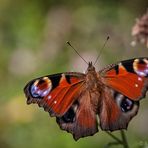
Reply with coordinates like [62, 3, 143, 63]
[86, 62, 103, 93]
[84, 62, 103, 112]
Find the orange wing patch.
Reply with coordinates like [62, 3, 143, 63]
[103, 63, 146, 100]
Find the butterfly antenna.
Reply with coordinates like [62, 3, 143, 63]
[67, 41, 88, 65]
[94, 36, 109, 65]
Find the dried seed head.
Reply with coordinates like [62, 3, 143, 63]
[131, 10, 148, 48]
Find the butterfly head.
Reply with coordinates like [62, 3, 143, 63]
[87, 62, 95, 72]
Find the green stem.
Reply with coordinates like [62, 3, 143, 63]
[120, 130, 129, 148]
[105, 130, 129, 148]
[106, 131, 123, 144]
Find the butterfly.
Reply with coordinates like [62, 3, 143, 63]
[24, 57, 148, 140]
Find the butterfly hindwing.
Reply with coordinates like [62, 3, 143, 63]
[99, 87, 139, 131]
[24, 72, 85, 116]
[56, 90, 98, 140]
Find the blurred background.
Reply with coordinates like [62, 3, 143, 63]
[0, 0, 148, 148]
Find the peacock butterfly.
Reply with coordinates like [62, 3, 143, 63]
[24, 57, 148, 140]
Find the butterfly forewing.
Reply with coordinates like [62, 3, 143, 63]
[24, 72, 85, 116]
[100, 57, 148, 100]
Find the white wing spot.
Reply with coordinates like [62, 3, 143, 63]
[48, 95, 51, 100]
[135, 84, 138, 88]
[54, 100, 57, 104]
[138, 77, 142, 81]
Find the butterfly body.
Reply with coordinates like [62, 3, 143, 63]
[24, 57, 148, 140]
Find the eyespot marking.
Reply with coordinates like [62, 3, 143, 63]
[121, 98, 134, 112]
[114, 93, 134, 113]
[30, 77, 52, 98]
[133, 59, 148, 77]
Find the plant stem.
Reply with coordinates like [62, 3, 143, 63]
[120, 130, 129, 148]
[106, 131, 123, 144]
[105, 130, 129, 148]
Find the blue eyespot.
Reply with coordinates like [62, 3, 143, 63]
[121, 98, 134, 112]
[30, 84, 39, 98]
[134, 59, 148, 77]
[30, 79, 52, 98]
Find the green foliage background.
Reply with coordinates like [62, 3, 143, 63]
[0, 0, 148, 148]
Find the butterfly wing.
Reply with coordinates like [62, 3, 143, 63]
[100, 57, 148, 100]
[24, 72, 85, 116]
[99, 57, 148, 130]
[99, 87, 139, 131]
